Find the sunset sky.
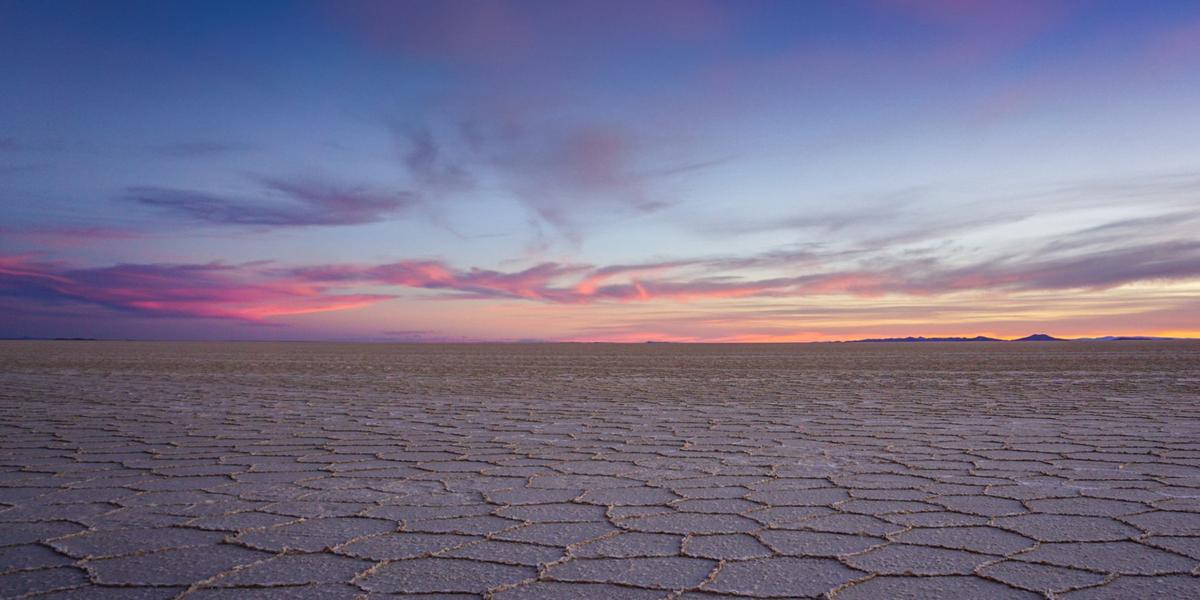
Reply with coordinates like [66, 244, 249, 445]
[2, 0, 1200, 342]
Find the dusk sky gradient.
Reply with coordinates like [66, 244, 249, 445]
[3, 0, 1200, 342]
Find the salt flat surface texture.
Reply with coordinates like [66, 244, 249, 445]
[1, 341, 1199, 599]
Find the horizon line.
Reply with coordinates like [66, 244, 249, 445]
[3, 336, 1198, 345]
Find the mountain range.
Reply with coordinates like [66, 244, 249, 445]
[847, 333, 1179, 343]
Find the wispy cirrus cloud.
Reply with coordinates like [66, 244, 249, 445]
[1040, 211, 1200, 254]
[928, 240, 1200, 293]
[499, 126, 672, 227]
[5, 203, 1199, 333]
[292, 260, 592, 302]
[397, 115, 719, 235]
[126, 177, 418, 227]
[360, 0, 738, 239]
[280, 234, 1200, 305]
[697, 170, 1200, 254]
[3, 237, 1198, 340]
[697, 194, 913, 236]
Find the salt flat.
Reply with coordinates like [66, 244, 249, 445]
[1, 341, 1199, 599]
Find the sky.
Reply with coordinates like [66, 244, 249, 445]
[2, 0, 1200, 342]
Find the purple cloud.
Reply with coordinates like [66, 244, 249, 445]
[4, 233, 1198, 333]
[280, 237, 1200, 304]
[0, 255, 391, 322]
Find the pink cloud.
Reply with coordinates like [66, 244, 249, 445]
[0, 255, 392, 322]
[293, 260, 589, 302]
[5, 234, 1199, 331]
[285, 238, 1200, 304]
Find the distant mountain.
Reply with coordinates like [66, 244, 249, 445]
[849, 336, 1002, 343]
[1074, 336, 1179, 341]
[1013, 333, 1065, 342]
[844, 333, 1182, 343]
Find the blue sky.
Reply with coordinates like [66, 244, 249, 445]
[3, 0, 1200, 341]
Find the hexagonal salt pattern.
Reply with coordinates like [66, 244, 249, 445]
[1, 341, 1199, 598]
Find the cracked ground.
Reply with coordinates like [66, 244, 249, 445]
[1, 341, 1199, 599]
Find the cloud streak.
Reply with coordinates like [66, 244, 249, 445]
[402, 116, 724, 236]
[4, 230, 1199, 338]
[0, 256, 391, 322]
[282, 237, 1200, 305]
[127, 177, 418, 227]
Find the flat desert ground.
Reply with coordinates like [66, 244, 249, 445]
[1, 341, 1199, 599]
